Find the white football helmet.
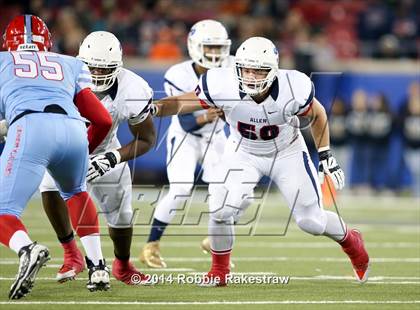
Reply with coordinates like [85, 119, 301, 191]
[187, 20, 231, 69]
[78, 31, 123, 92]
[235, 37, 279, 96]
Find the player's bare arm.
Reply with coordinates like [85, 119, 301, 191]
[154, 91, 202, 116]
[87, 113, 156, 182]
[306, 97, 345, 190]
[153, 91, 223, 117]
[118, 114, 156, 162]
[307, 97, 330, 150]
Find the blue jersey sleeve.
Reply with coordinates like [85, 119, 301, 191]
[75, 62, 93, 95]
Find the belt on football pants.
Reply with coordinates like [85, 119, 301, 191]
[10, 104, 68, 126]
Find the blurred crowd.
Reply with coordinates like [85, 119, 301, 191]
[0, 0, 418, 195]
[0, 0, 418, 67]
[302, 81, 420, 196]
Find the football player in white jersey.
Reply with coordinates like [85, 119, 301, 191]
[151, 37, 370, 285]
[39, 31, 156, 285]
[139, 19, 244, 269]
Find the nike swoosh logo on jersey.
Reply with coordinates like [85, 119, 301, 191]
[267, 111, 277, 114]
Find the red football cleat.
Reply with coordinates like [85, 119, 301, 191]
[56, 246, 85, 283]
[199, 270, 229, 287]
[340, 229, 370, 283]
[112, 258, 152, 285]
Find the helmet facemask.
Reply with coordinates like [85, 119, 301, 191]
[85, 62, 121, 92]
[197, 42, 230, 69]
[236, 63, 277, 96]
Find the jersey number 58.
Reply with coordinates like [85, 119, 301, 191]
[237, 121, 280, 140]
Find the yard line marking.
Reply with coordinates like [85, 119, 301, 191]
[362, 282, 420, 284]
[14, 241, 419, 249]
[163, 257, 420, 263]
[0, 275, 419, 284]
[1, 300, 419, 305]
[188, 272, 277, 276]
[154, 241, 419, 249]
[1, 257, 419, 263]
[309, 276, 420, 280]
[26, 223, 420, 234]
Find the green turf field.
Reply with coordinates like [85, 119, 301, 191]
[0, 189, 419, 310]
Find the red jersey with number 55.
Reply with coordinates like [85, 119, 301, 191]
[196, 67, 314, 155]
[0, 51, 92, 124]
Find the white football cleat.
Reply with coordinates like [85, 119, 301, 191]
[85, 257, 110, 292]
[9, 242, 50, 299]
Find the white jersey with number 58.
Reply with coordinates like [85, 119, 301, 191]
[196, 67, 314, 155]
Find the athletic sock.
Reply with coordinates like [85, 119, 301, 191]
[210, 249, 231, 273]
[9, 230, 32, 254]
[80, 234, 103, 265]
[147, 218, 168, 242]
[0, 214, 32, 254]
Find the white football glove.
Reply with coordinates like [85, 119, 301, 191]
[87, 150, 121, 182]
[318, 147, 345, 190]
[0, 120, 8, 143]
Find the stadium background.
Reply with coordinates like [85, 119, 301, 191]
[0, 0, 419, 195]
[0, 1, 419, 308]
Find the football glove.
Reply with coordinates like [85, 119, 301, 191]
[318, 148, 345, 190]
[149, 103, 159, 116]
[87, 150, 121, 182]
[0, 120, 8, 144]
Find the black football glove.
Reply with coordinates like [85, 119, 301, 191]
[318, 148, 345, 190]
[87, 150, 121, 182]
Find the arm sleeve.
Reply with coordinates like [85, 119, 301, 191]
[75, 63, 94, 95]
[74, 88, 112, 153]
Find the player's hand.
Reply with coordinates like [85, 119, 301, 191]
[0, 120, 8, 143]
[205, 108, 224, 123]
[318, 148, 345, 190]
[87, 150, 121, 182]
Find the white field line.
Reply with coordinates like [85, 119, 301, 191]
[163, 257, 420, 263]
[1, 257, 419, 264]
[1, 300, 420, 305]
[25, 224, 420, 235]
[0, 262, 193, 273]
[0, 275, 419, 284]
[33, 241, 420, 249]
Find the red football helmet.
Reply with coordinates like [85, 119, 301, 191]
[2, 15, 52, 51]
